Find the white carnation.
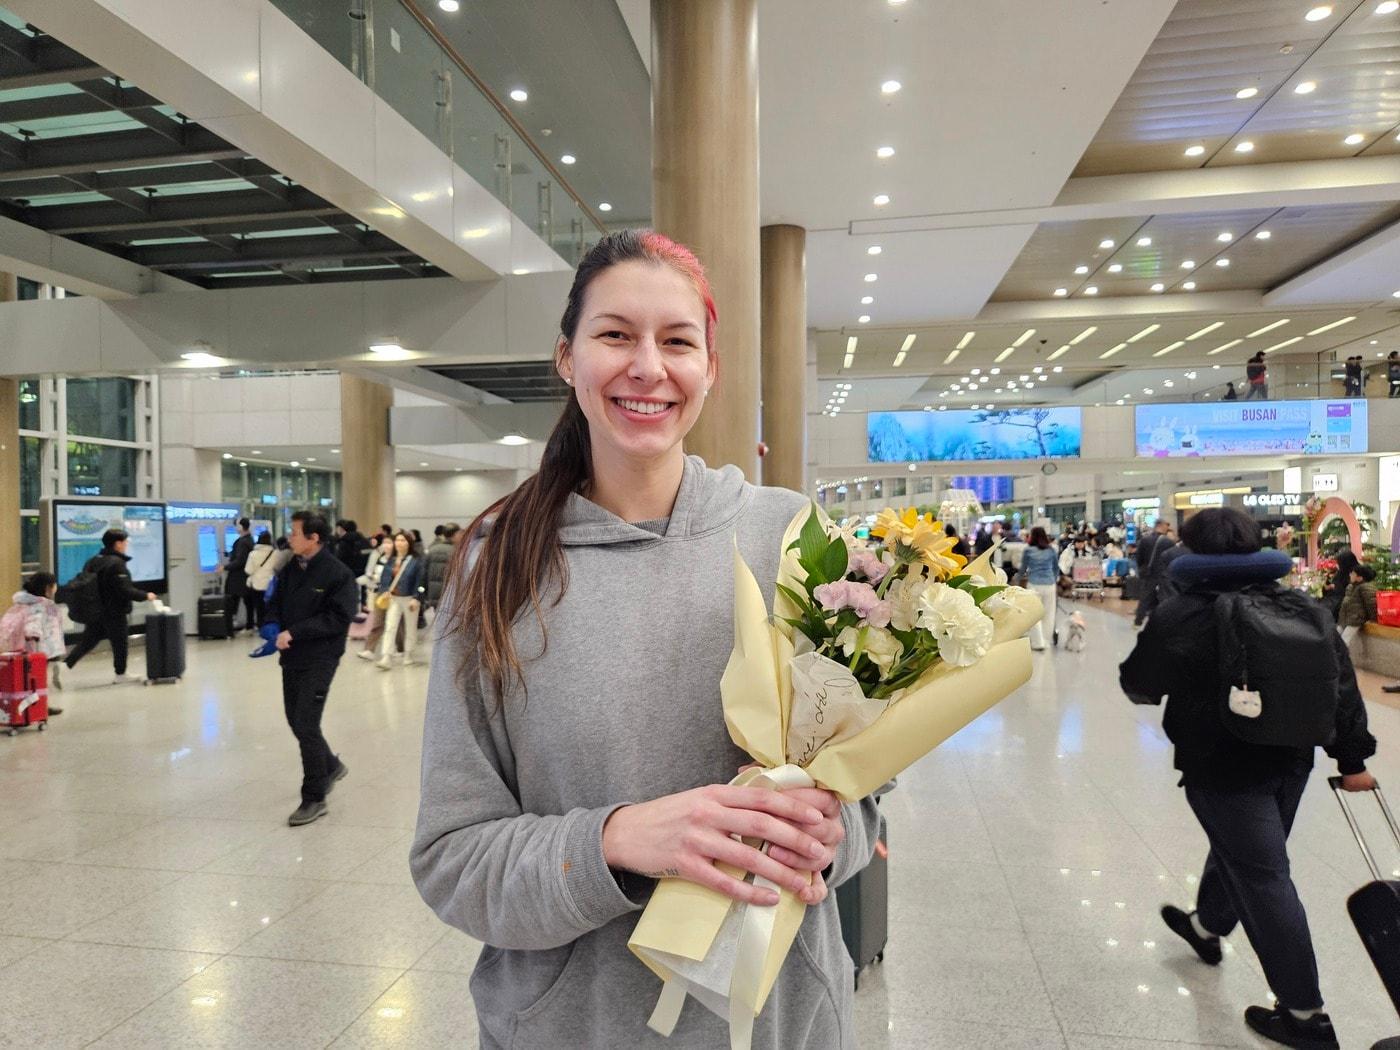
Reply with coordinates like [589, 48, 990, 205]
[835, 624, 904, 674]
[982, 585, 1044, 643]
[916, 584, 994, 667]
[884, 572, 928, 632]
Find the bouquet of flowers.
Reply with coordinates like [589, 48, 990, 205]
[629, 504, 1043, 1049]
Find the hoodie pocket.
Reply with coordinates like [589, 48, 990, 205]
[508, 941, 584, 1049]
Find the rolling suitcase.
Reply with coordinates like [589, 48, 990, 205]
[197, 595, 228, 639]
[0, 651, 48, 735]
[1329, 776, 1400, 1027]
[145, 611, 186, 683]
[836, 815, 888, 990]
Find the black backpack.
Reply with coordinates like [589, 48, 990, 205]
[1214, 584, 1338, 748]
[57, 556, 105, 625]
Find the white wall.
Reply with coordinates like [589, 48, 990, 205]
[393, 470, 524, 538]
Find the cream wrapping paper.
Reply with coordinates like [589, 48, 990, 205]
[628, 510, 1042, 1049]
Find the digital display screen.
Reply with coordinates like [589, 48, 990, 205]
[949, 475, 1014, 503]
[868, 408, 1082, 462]
[197, 525, 222, 573]
[1135, 399, 1368, 458]
[52, 500, 167, 588]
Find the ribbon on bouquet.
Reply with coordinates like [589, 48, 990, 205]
[644, 762, 816, 1050]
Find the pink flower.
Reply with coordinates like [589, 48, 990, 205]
[848, 548, 890, 584]
[813, 579, 893, 629]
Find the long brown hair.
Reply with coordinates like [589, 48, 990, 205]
[443, 229, 717, 706]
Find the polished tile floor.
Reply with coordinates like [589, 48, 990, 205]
[2, 606, 1396, 1048]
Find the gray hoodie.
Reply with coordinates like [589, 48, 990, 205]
[412, 456, 881, 1049]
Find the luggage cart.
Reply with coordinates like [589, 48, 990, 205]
[1071, 556, 1105, 602]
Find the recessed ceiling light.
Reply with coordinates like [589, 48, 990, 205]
[1127, 324, 1160, 343]
[1380, 1, 1400, 13]
[876, 145, 895, 158]
[1393, 289, 1400, 297]
[1215, 258, 1230, 267]
[1074, 265, 1089, 275]
[873, 194, 890, 206]
[858, 315, 871, 324]
[180, 351, 222, 366]
[560, 154, 576, 165]
[957, 332, 975, 349]
[860, 295, 873, 305]
[1344, 133, 1366, 146]
[1108, 264, 1123, 273]
[1294, 80, 1317, 94]
[221, 452, 232, 460]
[598, 202, 612, 212]
[1236, 87, 1258, 99]
[1305, 5, 1333, 20]
[1053, 365, 1064, 373]
[1307, 316, 1356, 335]
[1053, 288, 1068, 297]
[1181, 259, 1196, 269]
[1084, 286, 1098, 295]
[1150, 282, 1165, 292]
[1217, 232, 1233, 242]
[438, 0, 460, 10]
[867, 245, 882, 255]
[1255, 230, 1272, 240]
[1137, 236, 1152, 247]
[509, 88, 528, 103]
[990, 367, 1000, 375]
[1187, 321, 1224, 340]
[330, 449, 339, 454]
[499, 433, 530, 446]
[864, 273, 878, 282]
[1183, 281, 1197, 290]
[1184, 145, 1206, 157]
[1098, 239, 1115, 249]
[251, 450, 262, 455]
[305, 457, 316, 463]
[1248, 319, 1290, 337]
[881, 80, 902, 95]
[369, 341, 410, 359]
[1234, 141, 1255, 153]
[289, 460, 300, 468]
[512, 268, 530, 276]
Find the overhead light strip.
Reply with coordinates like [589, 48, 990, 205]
[994, 347, 1015, 363]
[1153, 340, 1186, 357]
[1099, 342, 1128, 360]
[1247, 318, 1289, 338]
[1047, 344, 1071, 361]
[943, 348, 960, 364]
[1012, 328, 1036, 348]
[1069, 325, 1097, 345]
[843, 335, 857, 369]
[956, 331, 975, 350]
[900, 333, 917, 353]
[1306, 316, 1355, 336]
[1186, 321, 1224, 341]
[1207, 338, 1244, 356]
[1126, 323, 1160, 343]
[1262, 336, 1303, 354]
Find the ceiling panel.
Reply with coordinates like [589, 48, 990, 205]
[1077, 0, 1400, 176]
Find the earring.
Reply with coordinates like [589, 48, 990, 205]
[564, 378, 574, 386]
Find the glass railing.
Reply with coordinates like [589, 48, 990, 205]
[267, 0, 603, 267]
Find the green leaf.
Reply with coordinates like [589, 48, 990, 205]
[797, 505, 829, 577]
[970, 585, 1004, 604]
[820, 537, 849, 582]
[947, 574, 971, 588]
[775, 582, 811, 613]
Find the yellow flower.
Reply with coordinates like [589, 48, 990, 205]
[871, 507, 966, 579]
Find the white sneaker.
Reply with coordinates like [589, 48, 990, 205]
[356, 650, 375, 661]
[375, 657, 391, 671]
[113, 672, 144, 684]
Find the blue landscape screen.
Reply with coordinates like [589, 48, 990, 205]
[868, 408, 1083, 462]
[1134, 399, 1368, 458]
[949, 475, 1014, 503]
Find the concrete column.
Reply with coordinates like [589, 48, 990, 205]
[652, 0, 760, 479]
[0, 273, 18, 591]
[1085, 474, 1103, 523]
[339, 373, 396, 530]
[760, 224, 807, 492]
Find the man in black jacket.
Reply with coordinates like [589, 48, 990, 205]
[1120, 508, 1376, 1050]
[65, 529, 157, 682]
[268, 511, 358, 826]
[223, 517, 254, 636]
[1132, 518, 1175, 626]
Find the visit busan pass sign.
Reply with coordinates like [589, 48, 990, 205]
[868, 408, 1083, 463]
[1134, 398, 1368, 459]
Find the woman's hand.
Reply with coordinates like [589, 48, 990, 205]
[408, 598, 421, 613]
[1340, 770, 1378, 792]
[603, 785, 831, 906]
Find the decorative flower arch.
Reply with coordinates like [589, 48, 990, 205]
[1307, 497, 1364, 565]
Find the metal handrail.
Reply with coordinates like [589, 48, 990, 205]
[396, 0, 609, 235]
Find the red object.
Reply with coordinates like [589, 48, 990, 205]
[1378, 591, 1400, 628]
[757, 442, 768, 458]
[0, 652, 48, 735]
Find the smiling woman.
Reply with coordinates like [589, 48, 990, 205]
[412, 229, 883, 1049]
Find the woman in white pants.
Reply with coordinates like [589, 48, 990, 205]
[1021, 526, 1059, 651]
[374, 531, 423, 669]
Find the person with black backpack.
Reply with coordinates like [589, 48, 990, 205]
[63, 529, 157, 683]
[1119, 508, 1377, 1050]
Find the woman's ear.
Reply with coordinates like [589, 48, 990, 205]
[556, 336, 573, 387]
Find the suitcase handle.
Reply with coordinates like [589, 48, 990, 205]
[1328, 776, 1400, 883]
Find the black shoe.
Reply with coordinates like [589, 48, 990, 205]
[1384, 683, 1400, 694]
[287, 800, 328, 827]
[1244, 1006, 1338, 1049]
[329, 760, 349, 792]
[1161, 905, 1222, 964]
[47, 707, 62, 716]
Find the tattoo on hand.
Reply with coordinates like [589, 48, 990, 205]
[641, 868, 681, 879]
